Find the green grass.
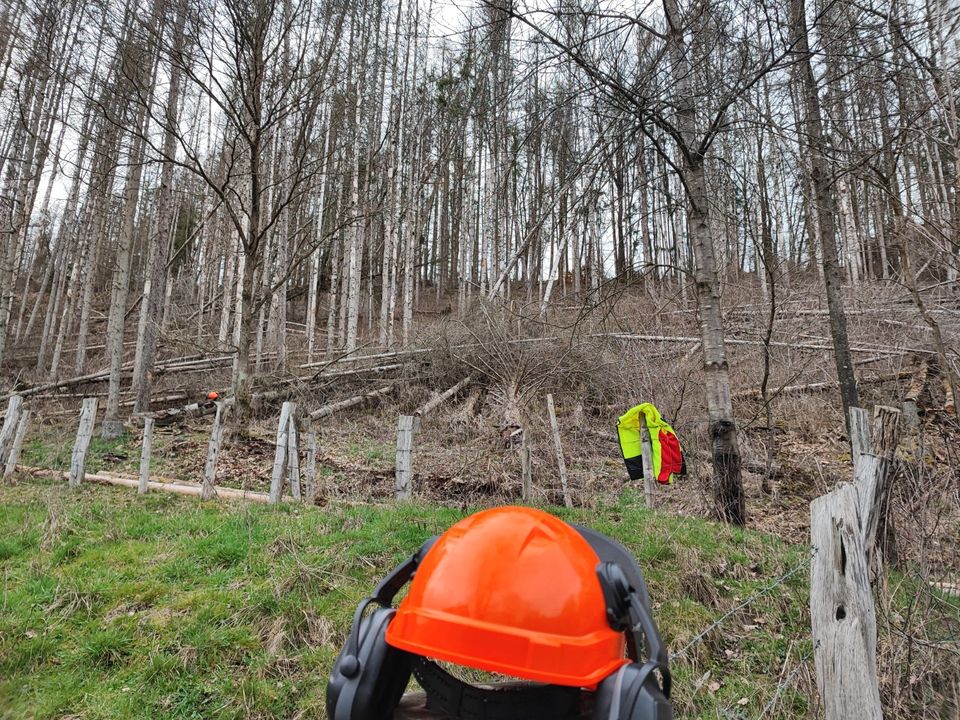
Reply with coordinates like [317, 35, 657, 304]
[0, 478, 815, 719]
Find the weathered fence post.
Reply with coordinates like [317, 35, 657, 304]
[848, 406, 872, 466]
[521, 435, 532, 502]
[69, 398, 98, 488]
[811, 405, 901, 720]
[201, 402, 227, 500]
[546, 394, 572, 508]
[640, 422, 656, 509]
[269, 402, 296, 503]
[304, 418, 317, 505]
[849, 404, 902, 568]
[287, 412, 301, 501]
[871, 405, 901, 568]
[810, 484, 883, 720]
[138, 418, 154, 495]
[852, 452, 888, 566]
[872, 405, 900, 461]
[395, 415, 417, 500]
[0, 394, 24, 467]
[3, 409, 30, 481]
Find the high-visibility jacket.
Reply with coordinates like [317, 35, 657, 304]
[617, 403, 685, 485]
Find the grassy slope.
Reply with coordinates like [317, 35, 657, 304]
[0, 478, 812, 719]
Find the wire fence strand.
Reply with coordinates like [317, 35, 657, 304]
[673, 548, 815, 660]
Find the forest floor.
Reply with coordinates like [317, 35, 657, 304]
[3, 280, 960, 717]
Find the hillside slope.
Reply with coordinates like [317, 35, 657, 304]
[1, 479, 814, 719]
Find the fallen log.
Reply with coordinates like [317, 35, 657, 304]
[310, 384, 397, 420]
[147, 399, 222, 426]
[142, 364, 408, 425]
[1, 354, 236, 402]
[300, 348, 430, 371]
[23, 466, 288, 503]
[601, 332, 932, 356]
[732, 371, 913, 401]
[415, 374, 477, 417]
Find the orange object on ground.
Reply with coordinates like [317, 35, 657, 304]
[385, 506, 627, 687]
[206, 391, 220, 401]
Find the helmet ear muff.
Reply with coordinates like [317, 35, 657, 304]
[327, 542, 434, 720]
[326, 607, 413, 720]
[592, 663, 672, 720]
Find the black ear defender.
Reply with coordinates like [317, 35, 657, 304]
[326, 537, 437, 720]
[593, 561, 672, 720]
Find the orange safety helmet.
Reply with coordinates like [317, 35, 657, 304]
[384, 506, 627, 687]
[206, 391, 220, 401]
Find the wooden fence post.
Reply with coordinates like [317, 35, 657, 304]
[287, 412, 301, 501]
[872, 405, 901, 461]
[546, 394, 572, 508]
[395, 415, 417, 500]
[269, 402, 295, 503]
[304, 419, 317, 505]
[3, 409, 30, 481]
[848, 406, 872, 466]
[640, 422, 656, 509]
[810, 484, 883, 720]
[521, 435, 532, 502]
[201, 402, 227, 500]
[138, 418, 153, 495]
[0, 394, 24, 467]
[849, 405, 902, 568]
[69, 398, 98, 488]
[852, 452, 888, 566]
[811, 406, 899, 720]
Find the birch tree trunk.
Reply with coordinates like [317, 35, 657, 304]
[664, 0, 745, 524]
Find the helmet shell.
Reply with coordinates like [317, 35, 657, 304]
[385, 506, 627, 687]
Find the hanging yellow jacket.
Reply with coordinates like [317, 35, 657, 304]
[617, 403, 685, 485]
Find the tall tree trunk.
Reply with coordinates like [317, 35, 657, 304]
[133, 15, 184, 413]
[792, 0, 859, 429]
[664, 0, 745, 525]
[102, 128, 149, 438]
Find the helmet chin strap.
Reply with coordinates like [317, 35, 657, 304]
[627, 593, 671, 697]
[412, 657, 583, 720]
